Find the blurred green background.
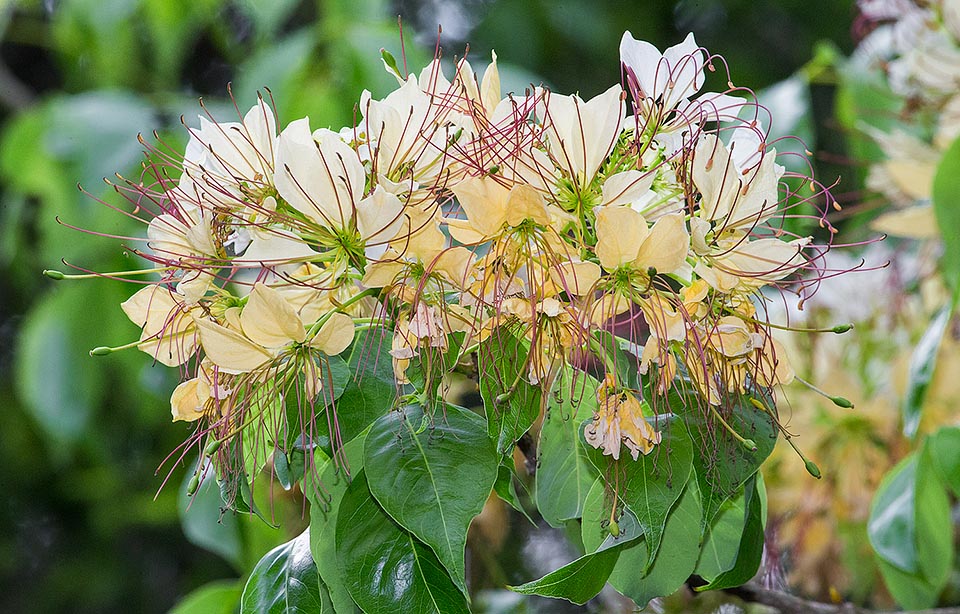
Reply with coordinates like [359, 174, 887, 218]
[0, 1, 854, 612]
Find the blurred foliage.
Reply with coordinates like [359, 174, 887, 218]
[0, 0, 859, 612]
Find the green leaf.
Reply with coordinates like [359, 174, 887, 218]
[680, 388, 778, 528]
[903, 304, 951, 438]
[591, 331, 641, 392]
[581, 416, 694, 569]
[697, 475, 765, 591]
[479, 326, 543, 454]
[240, 529, 328, 614]
[178, 461, 242, 568]
[868, 454, 921, 573]
[364, 404, 499, 594]
[928, 426, 960, 498]
[694, 484, 747, 581]
[535, 369, 600, 527]
[933, 135, 960, 291]
[318, 328, 397, 453]
[308, 434, 366, 614]
[169, 579, 243, 614]
[582, 477, 703, 606]
[243, 389, 285, 481]
[494, 463, 535, 524]
[15, 285, 106, 456]
[336, 471, 470, 614]
[872, 439, 952, 609]
[511, 514, 641, 605]
[509, 548, 621, 605]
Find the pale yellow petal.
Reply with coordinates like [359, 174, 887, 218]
[870, 205, 940, 239]
[635, 214, 689, 274]
[600, 170, 656, 207]
[885, 159, 934, 201]
[310, 312, 354, 356]
[451, 176, 509, 238]
[171, 378, 204, 422]
[480, 50, 501, 113]
[443, 216, 488, 245]
[195, 317, 273, 374]
[241, 283, 306, 348]
[362, 260, 406, 289]
[505, 184, 550, 227]
[550, 261, 601, 296]
[595, 206, 647, 269]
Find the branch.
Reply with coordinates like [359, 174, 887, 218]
[726, 582, 960, 614]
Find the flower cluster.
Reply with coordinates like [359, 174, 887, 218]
[856, 0, 960, 232]
[758, 2, 960, 601]
[79, 32, 833, 476]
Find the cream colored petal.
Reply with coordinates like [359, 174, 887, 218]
[136, 329, 197, 368]
[310, 312, 354, 356]
[714, 316, 754, 357]
[505, 184, 551, 227]
[595, 206, 648, 269]
[550, 261, 601, 296]
[884, 159, 934, 201]
[195, 317, 273, 374]
[589, 292, 632, 326]
[451, 176, 509, 237]
[694, 260, 740, 293]
[443, 216, 488, 245]
[121, 285, 178, 330]
[723, 237, 810, 282]
[635, 214, 689, 274]
[241, 283, 306, 348]
[689, 216, 711, 255]
[433, 246, 475, 289]
[870, 205, 939, 239]
[171, 378, 204, 422]
[275, 120, 364, 229]
[356, 186, 405, 244]
[362, 260, 406, 289]
[402, 206, 446, 261]
[693, 134, 737, 222]
[480, 51, 501, 113]
[600, 170, 656, 207]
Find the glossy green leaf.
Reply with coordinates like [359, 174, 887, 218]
[308, 435, 366, 614]
[169, 579, 243, 614]
[679, 388, 778, 528]
[240, 529, 328, 614]
[928, 426, 960, 498]
[479, 326, 543, 454]
[535, 369, 600, 527]
[697, 476, 765, 591]
[364, 404, 499, 594]
[317, 328, 397, 453]
[694, 484, 747, 581]
[582, 477, 703, 606]
[582, 416, 693, 569]
[336, 471, 470, 614]
[873, 439, 952, 609]
[868, 454, 921, 573]
[494, 463, 535, 524]
[591, 331, 642, 392]
[933, 135, 960, 291]
[903, 304, 951, 438]
[912, 445, 953, 603]
[243, 389, 284, 481]
[510, 512, 641, 605]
